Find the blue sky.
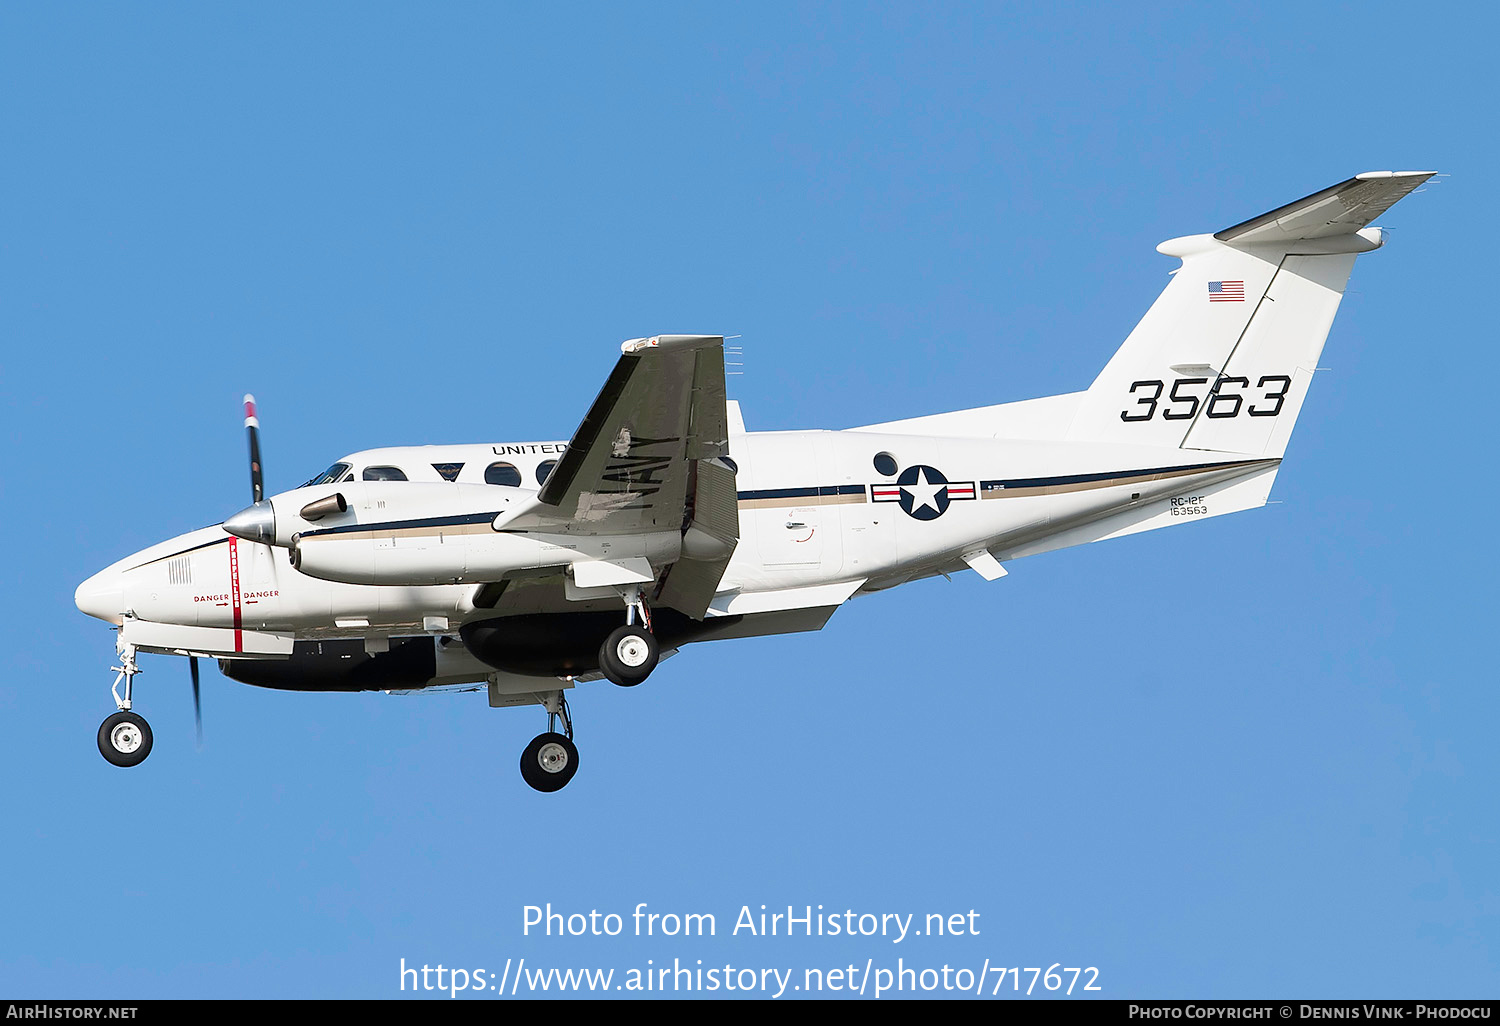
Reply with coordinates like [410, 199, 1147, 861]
[2, 1, 1494, 999]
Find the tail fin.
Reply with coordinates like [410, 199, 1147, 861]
[1066, 171, 1433, 456]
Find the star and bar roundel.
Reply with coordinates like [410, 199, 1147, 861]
[871, 465, 976, 521]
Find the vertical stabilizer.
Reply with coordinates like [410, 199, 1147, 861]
[1065, 171, 1433, 457]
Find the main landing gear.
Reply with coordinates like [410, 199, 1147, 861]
[520, 691, 578, 793]
[517, 589, 660, 793]
[598, 586, 659, 687]
[98, 641, 153, 767]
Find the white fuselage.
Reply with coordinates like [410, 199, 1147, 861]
[75, 426, 1273, 655]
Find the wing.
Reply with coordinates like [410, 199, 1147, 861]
[522, 333, 729, 531]
[503, 334, 739, 618]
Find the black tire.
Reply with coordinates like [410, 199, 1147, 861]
[598, 625, 659, 687]
[519, 732, 579, 792]
[98, 711, 153, 768]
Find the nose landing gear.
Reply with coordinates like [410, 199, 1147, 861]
[98, 711, 153, 767]
[98, 641, 153, 767]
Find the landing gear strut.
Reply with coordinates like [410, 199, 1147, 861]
[598, 586, 659, 687]
[98, 640, 153, 767]
[519, 691, 578, 793]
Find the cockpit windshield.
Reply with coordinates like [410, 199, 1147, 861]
[299, 462, 351, 488]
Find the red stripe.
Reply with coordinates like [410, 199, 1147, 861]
[229, 537, 243, 653]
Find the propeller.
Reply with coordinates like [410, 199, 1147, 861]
[224, 394, 276, 545]
[244, 394, 264, 503]
[190, 655, 203, 747]
[206, 393, 270, 740]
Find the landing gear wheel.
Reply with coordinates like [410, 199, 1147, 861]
[520, 731, 579, 792]
[599, 625, 659, 687]
[98, 711, 153, 767]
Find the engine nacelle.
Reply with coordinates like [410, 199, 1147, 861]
[292, 529, 681, 586]
[279, 481, 681, 587]
[264, 481, 523, 549]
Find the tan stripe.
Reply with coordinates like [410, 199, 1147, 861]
[980, 460, 1277, 499]
[737, 492, 867, 511]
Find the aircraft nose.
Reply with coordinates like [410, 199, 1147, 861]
[74, 568, 125, 625]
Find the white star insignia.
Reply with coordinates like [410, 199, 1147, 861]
[903, 467, 944, 514]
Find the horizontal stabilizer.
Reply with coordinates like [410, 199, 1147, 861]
[1215, 171, 1434, 245]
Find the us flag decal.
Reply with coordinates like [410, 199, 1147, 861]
[1207, 280, 1245, 302]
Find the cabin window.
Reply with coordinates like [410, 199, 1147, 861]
[872, 452, 898, 476]
[485, 462, 523, 486]
[535, 459, 558, 485]
[363, 466, 408, 481]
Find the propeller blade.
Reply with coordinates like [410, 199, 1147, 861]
[190, 655, 203, 747]
[244, 394, 264, 503]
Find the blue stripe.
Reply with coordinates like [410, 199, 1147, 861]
[736, 484, 864, 501]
